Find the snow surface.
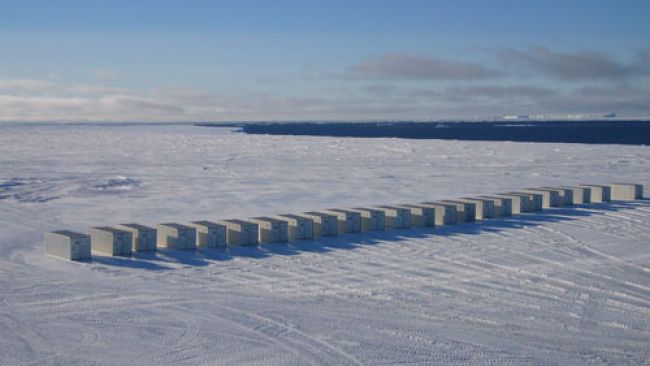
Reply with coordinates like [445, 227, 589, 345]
[1, 123, 649, 365]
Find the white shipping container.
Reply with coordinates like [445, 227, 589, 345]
[274, 214, 314, 241]
[523, 189, 560, 208]
[218, 219, 259, 246]
[418, 202, 457, 225]
[89, 227, 132, 256]
[437, 200, 477, 222]
[460, 198, 496, 220]
[609, 183, 643, 201]
[114, 223, 156, 252]
[250, 217, 289, 243]
[297, 212, 338, 237]
[45, 230, 91, 261]
[398, 204, 436, 227]
[507, 192, 542, 211]
[325, 209, 362, 233]
[541, 187, 576, 206]
[188, 221, 226, 248]
[374, 206, 412, 229]
[351, 208, 386, 231]
[157, 223, 197, 250]
[477, 196, 513, 217]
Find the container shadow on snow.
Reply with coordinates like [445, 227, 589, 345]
[91, 255, 173, 270]
[96, 201, 648, 270]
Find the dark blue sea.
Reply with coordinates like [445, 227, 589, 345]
[198, 120, 650, 145]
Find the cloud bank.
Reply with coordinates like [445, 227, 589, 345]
[344, 53, 501, 80]
[500, 47, 650, 80]
[1, 47, 650, 122]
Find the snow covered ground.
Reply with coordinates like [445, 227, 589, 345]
[1, 123, 649, 365]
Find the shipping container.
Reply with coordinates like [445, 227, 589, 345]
[114, 223, 156, 252]
[89, 226, 132, 256]
[45, 230, 91, 261]
[187, 221, 227, 248]
[157, 223, 197, 250]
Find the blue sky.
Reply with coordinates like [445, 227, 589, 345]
[1, 0, 649, 121]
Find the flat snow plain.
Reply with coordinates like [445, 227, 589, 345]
[1, 123, 649, 365]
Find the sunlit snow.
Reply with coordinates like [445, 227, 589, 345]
[1, 123, 649, 365]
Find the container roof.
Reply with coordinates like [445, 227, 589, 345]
[220, 219, 256, 225]
[399, 203, 434, 208]
[276, 214, 310, 221]
[158, 223, 193, 229]
[90, 226, 131, 234]
[374, 205, 404, 210]
[117, 223, 155, 230]
[326, 208, 356, 213]
[49, 230, 88, 239]
[351, 207, 382, 213]
[459, 197, 490, 202]
[251, 216, 285, 223]
[521, 189, 550, 193]
[303, 211, 335, 217]
[478, 195, 512, 200]
[420, 201, 457, 208]
[189, 220, 223, 227]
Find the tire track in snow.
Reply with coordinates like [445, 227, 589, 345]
[178, 305, 323, 366]
[211, 303, 366, 366]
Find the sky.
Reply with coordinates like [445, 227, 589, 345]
[0, 0, 649, 122]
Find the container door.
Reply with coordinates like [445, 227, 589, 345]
[353, 214, 361, 232]
[272, 224, 280, 242]
[370, 214, 377, 230]
[115, 236, 123, 254]
[281, 223, 288, 241]
[72, 240, 80, 258]
[395, 211, 404, 227]
[119, 235, 127, 254]
[242, 226, 249, 244]
[217, 227, 226, 247]
[142, 231, 149, 250]
[293, 222, 301, 239]
[423, 210, 432, 226]
[149, 231, 156, 250]
[208, 229, 216, 247]
[304, 221, 313, 239]
[249, 225, 257, 244]
[175, 231, 182, 249]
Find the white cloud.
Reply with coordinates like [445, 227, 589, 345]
[443, 85, 556, 101]
[0, 78, 128, 96]
[2, 54, 650, 122]
[0, 94, 186, 122]
[499, 47, 650, 80]
[152, 86, 216, 103]
[66, 84, 129, 95]
[344, 53, 501, 80]
[0, 79, 57, 92]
